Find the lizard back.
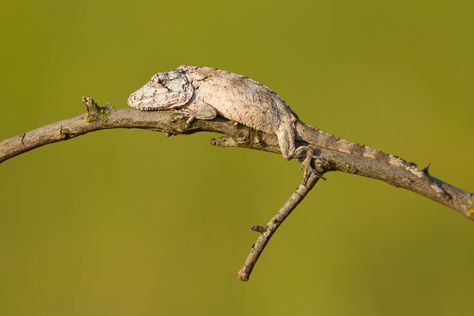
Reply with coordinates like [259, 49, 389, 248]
[181, 65, 299, 134]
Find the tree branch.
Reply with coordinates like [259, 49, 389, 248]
[236, 170, 322, 281]
[1, 97, 473, 281]
[1, 97, 473, 218]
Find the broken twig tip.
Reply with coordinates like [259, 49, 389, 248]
[82, 96, 99, 113]
[422, 163, 431, 175]
[82, 96, 101, 121]
[81, 96, 111, 122]
[236, 270, 250, 282]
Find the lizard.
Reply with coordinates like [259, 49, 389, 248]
[127, 65, 424, 180]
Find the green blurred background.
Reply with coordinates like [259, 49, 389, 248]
[1, 0, 473, 315]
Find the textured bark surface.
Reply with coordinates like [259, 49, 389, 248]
[236, 171, 322, 281]
[128, 65, 303, 160]
[1, 98, 472, 220]
[1, 97, 473, 281]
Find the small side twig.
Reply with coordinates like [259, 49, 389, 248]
[82, 96, 100, 116]
[1, 96, 473, 281]
[82, 96, 111, 122]
[236, 170, 322, 281]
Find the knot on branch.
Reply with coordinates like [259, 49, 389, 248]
[468, 194, 474, 216]
[59, 126, 71, 140]
[210, 136, 240, 147]
[210, 127, 270, 153]
[250, 225, 267, 233]
[82, 96, 112, 122]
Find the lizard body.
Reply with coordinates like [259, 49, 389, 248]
[128, 65, 421, 177]
[128, 65, 300, 160]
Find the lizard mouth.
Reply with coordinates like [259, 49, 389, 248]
[128, 87, 187, 111]
[127, 71, 195, 111]
[127, 83, 166, 110]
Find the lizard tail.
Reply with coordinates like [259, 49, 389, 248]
[295, 121, 423, 177]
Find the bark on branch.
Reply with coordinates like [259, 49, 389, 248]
[0, 97, 473, 280]
[236, 170, 322, 281]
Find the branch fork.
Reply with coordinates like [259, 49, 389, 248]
[237, 169, 322, 281]
[1, 97, 473, 281]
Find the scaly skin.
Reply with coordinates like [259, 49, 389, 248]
[128, 65, 300, 160]
[128, 65, 420, 178]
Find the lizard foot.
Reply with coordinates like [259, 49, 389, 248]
[295, 146, 326, 182]
[171, 111, 195, 128]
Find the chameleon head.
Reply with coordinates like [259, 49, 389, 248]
[127, 69, 195, 111]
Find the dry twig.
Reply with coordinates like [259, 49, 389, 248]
[1, 97, 472, 281]
[235, 170, 322, 281]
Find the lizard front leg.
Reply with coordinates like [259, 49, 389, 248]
[174, 100, 218, 127]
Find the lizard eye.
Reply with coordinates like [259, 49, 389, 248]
[149, 73, 166, 88]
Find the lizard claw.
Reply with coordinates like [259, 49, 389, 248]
[297, 146, 326, 182]
[172, 111, 195, 128]
[300, 146, 313, 172]
[171, 112, 187, 123]
[185, 115, 196, 128]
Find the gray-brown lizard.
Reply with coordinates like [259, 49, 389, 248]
[127, 65, 422, 178]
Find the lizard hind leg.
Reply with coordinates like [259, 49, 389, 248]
[276, 125, 323, 180]
[275, 125, 297, 160]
